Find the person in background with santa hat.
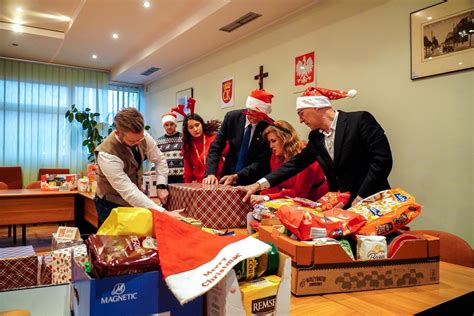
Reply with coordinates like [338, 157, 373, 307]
[203, 89, 273, 186]
[156, 112, 184, 183]
[173, 99, 228, 183]
[239, 86, 393, 208]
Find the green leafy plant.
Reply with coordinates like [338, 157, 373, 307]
[65, 104, 110, 162]
[65, 104, 151, 162]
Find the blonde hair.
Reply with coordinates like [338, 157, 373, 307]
[263, 120, 305, 162]
[114, 108, 144, 133]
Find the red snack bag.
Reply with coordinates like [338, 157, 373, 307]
[317, 192, 351, 211]
[87, 235, 159, 278]
[276, 205, 366, 241]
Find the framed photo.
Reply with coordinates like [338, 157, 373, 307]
[410, 0, 473, 80]
[176, 88, 193, 121]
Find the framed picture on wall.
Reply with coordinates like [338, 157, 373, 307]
[175, 88, 193, 121]
[410, 0, 473, 80]
[293, 51, 316, 94]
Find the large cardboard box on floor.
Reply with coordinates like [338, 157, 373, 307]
[206, 252, 291, 316]
[72, 259, 203, 316]
[167, 183, 252, 229]
[258, 225, 440, 296]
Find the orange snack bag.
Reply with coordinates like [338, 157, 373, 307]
[348, 188, 422, 235]
[317, 192, 351, 211]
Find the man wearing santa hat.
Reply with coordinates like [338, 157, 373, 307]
[239, 86, 393, 207]
[203, 89, 273, 185]
[156, 112, 184, 183]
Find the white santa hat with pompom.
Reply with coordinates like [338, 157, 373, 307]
[296, 86, 357, 110]
[161, 112, 177, 126]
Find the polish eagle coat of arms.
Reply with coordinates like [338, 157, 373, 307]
[295, 52, 315, 86]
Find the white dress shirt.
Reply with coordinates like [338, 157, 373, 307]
[97, 132, 168, 211]
[319, 110, 339, 161]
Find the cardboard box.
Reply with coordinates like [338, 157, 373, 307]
[206, 253, 291, 316]
[0, 246, 38, 290]
[258, 225, 440, 295]
[0, 284, 70, 314]
[72, 260, 203, 316]
[167, 183, 252, 229]
[39, 255, 52, 285]
[52, 227, 83, 250]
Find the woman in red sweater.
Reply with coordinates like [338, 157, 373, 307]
[181, 113, 227, 183]
[250, 120, 328, 205]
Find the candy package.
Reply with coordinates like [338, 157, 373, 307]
[357, 235, 387, 260]
[87, 235, 159, 278]
[275, 205, 366, 241]
[317, 192, 351, 210]
[348, 188, 422, 235]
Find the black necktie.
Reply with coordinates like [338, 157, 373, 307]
[131, 146, 142, 165]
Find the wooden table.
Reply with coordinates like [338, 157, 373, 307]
[290, 262, 474, 315]
[76, 192, 98, 228]
[0, 189, 76, 245]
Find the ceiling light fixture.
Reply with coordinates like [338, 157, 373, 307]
[427, 16, 432, 20]
[458, 62, 463, 65]
[12, 24, 23, 33]
[112, 33, 119, 39]
[143, 1, 151, 8]
[16, 7, 23, 13]
[92, 54, 97, 59]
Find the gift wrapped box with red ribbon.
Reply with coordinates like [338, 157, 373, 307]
[0, 246, 38, 290]
[167, 183, 252, 229]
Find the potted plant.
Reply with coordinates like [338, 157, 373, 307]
[65, 104, 111, 162]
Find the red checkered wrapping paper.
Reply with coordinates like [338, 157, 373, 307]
[167, 183, 252, 229]
[0, 246, 38, 290]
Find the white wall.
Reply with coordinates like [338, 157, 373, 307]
[145, 0, 473, 245]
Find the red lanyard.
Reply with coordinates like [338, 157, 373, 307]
[193, 135, 207, 167]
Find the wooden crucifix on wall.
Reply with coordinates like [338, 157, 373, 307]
[254, 65, 268, 89]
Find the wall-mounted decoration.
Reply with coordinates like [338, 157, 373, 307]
[221, 77, 234, 109]
[294, 52, 315, 88]
[176, 88, 193, 121]
[410, 0, 473, 80]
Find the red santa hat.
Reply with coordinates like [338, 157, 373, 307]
[152, 211, 271, 305]
[296, 86, 357, 110]
[161, 112, 177, 126]
[246, 89, 274, 114]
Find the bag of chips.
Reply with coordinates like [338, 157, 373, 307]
[87, 235, 159, 278]
[275, 205, 366, 241]
[317, 192, 351, 211]
[348, 188, 422, 235]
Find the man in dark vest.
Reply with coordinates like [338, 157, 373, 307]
[95, 108, 175, 225]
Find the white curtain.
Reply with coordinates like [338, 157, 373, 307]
[0, 58, 143, 186]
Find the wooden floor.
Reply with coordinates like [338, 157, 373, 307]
[0, 223, 59, 254]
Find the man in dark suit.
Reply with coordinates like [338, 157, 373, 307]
[203, 89, 273, 185]
[240, 86, 393, 207]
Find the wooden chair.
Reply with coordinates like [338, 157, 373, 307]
[0, 166, 22, 189]
[25, 181, 41, 189]
[37, 168, 70, 180]
[411, 229, 474, 268]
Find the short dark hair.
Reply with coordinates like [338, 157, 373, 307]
[114, 108, 144, 133]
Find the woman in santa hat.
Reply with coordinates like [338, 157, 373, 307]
[173, 98, 228, 183]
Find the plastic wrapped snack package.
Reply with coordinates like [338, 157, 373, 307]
[275, 205, 366, 241]
[87, 235, 159, 278]
[97, 207, 154, 237]
[317, 192, 351, 211]
[348, 188, 422, 236]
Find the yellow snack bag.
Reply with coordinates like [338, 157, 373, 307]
[240, 275, 281, 315]
[97, 207, 154, 236]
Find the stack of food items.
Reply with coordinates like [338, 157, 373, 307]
[254, 188, 422, 260]
[231, 243, 283, 315]
[77, 164, 98, 193]
[40, 173, 80, 191]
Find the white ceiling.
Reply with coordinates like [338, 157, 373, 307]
[0, 0, 319, 85]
